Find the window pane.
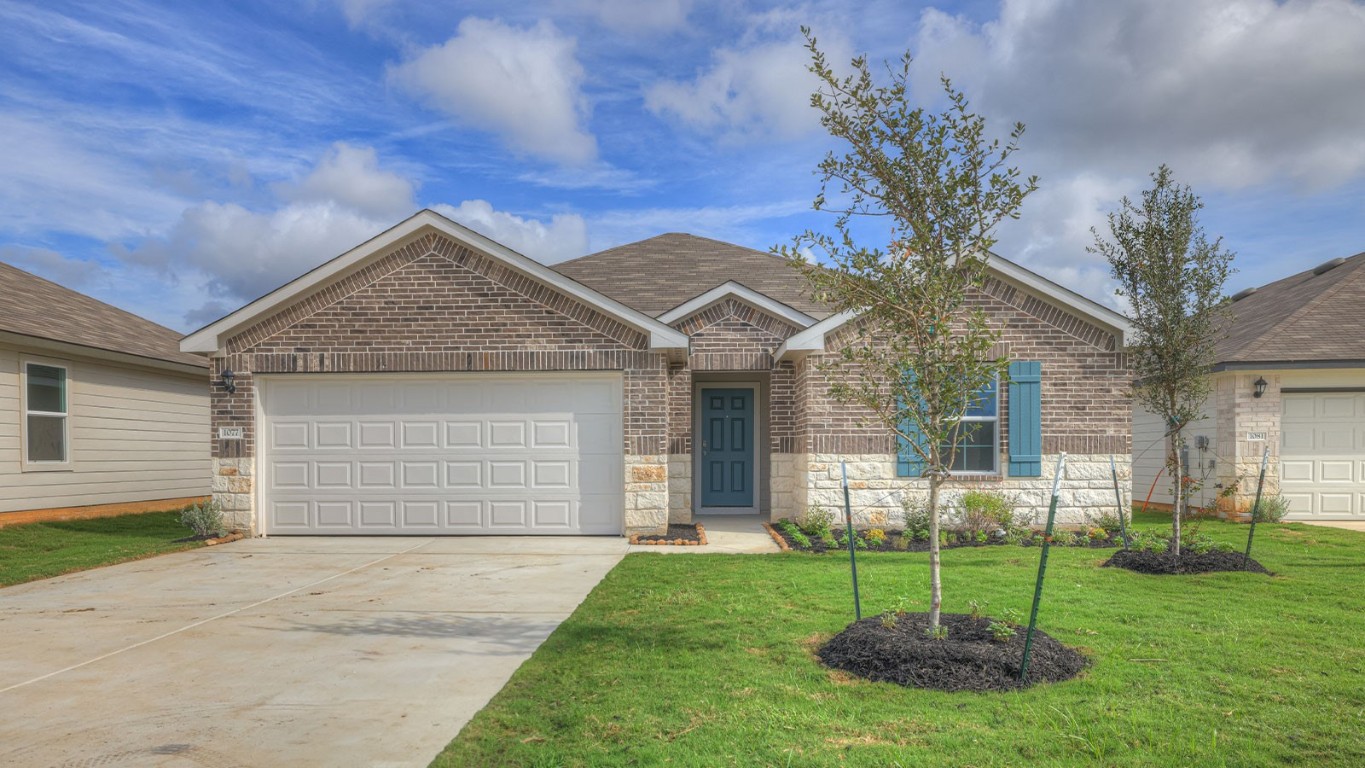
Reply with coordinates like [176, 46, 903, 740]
[941, 422, 997, 473]
[27, 414, 66, 462]
[27, 364, 66, 414]
[964, 378, 997, 418]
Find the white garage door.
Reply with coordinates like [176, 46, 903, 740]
[1280, 392, 1365, 520]
[260, 374, 623, 535]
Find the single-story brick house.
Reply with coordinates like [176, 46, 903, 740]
[0, 261, 209, 522]
[1135, 252, 1365, 521]
[181, 209, 1132, 537]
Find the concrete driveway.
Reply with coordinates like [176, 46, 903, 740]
[0, 536, 626, 768]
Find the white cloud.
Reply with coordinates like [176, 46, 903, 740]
[335, 0, 395, 27]
[581, 0, 692, 34]
[277, 142, 416, 219]
[645, 34, 840, 142]
[586, 199, 808, 253]
[911, 0, 1365, 190]
[433, 200, 589, 264]
[390, 18, 597, 165]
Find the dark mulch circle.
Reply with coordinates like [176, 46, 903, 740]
[1103, 548, 1270, 575]
[817, 612, 1088, 692]
[630, 523, 706, 546]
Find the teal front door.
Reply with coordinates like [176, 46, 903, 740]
[700, 388, 755, 508]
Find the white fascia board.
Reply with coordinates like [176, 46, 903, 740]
[986, 254, 1132, 345]
[657, 281, 817, 328]
[774, 310, 857, 360]
[181, 209, 687, 354]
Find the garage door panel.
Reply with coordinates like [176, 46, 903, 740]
[263, 374, 624, 534]
[1281, 392, 1365, 520]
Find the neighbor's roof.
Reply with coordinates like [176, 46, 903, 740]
[0, 261, 207, 368]
[552, 233, 832, 319]
[1217, 252, 1365, 366]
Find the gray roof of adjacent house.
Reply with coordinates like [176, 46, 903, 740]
[552, 233, 832, 319]
[1217, 252, 1365, 366]
[0, 261, 207, 368]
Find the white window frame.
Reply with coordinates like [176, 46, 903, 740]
[21, 357, 72, 471]
[944, 374, 1000, 477]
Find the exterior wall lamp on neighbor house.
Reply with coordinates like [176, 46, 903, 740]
[1253, 376, 1268, 398]
[221, 369, 236, 394]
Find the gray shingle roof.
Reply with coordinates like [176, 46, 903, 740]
[552, 233, 831, 319]
[0, 261, 207, 368]
[1217, 252, 1365, 365]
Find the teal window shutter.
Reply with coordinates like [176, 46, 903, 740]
[1008, 361, 1042, 477]
[896, 369, 926, 477]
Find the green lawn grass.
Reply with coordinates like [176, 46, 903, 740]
[0, 510, 202, 587]
[438, 514, 1365, 767]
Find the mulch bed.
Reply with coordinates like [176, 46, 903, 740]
[818, 612, 1088, 692]
[630, 523, 707, 546]
[1103, 548, 1270, 575]
[765, 522, 1120, 554]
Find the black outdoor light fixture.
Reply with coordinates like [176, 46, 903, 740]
[1253, 376, 1268, 398]
[221, 369, 237, 394]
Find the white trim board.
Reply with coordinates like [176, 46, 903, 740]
[180, 209, 689, 355]
[658, 281, 816, 329]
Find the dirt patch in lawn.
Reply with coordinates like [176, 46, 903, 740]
[629, 523, 707, 546]
[817, 613, 1088, 692]
[1102, 549, 1270, 575]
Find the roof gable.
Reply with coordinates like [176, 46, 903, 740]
[0, 261, 206, 369]
[181, 210, 688, 355]
[657, 281, 815, 330]
[552, 233, 831, 319]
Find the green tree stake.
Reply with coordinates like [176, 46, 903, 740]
[1020, 453, 1066, 683]
[842, 461, 861, 621]
[1111, 454, 1131, 550]
[1243, 446, 1271, 564]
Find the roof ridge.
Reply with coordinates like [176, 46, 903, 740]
[1237, 255, 1365, 355]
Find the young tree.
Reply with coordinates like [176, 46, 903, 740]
[1090, 165, 1234, 556]
[778, 30, 1036, 631]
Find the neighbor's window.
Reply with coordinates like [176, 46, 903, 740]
[941, 376, 998, 474]
[25, 363, 67, 463]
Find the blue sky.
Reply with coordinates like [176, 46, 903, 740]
[2, 0, 1364, 332]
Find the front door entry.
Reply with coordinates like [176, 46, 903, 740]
[700, 388, 755, 509]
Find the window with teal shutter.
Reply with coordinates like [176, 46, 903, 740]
[1008, 361, 1042, 477]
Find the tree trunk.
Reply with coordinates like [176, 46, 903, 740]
[1171, 431, 1183, 556]
[928, 473, 942, 628]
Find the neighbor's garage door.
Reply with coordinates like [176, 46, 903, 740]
[1280, 392, 1365, 520]
[260, 374, 623, 535]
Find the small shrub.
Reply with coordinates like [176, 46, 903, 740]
[1003, 529, 1029, 546]
[973, 530, 988, 544]
[891, 536, 910, 551]
[1052, 530, 1079, 547]
[901, 497, 932, 541]
[1132, 530, 1168, 554]
[180, 500, 225, 538]
[798, 506, 836, 539]
[968, 599, 987, 620]
[1090, 510, 1125, 535]
[988, 621, 1017, 643]
[881, 612, 899, 629]
[925, 624, 949, 640]
[951, 489, 1021, 538]
[777, 519, 811, 548]
[836, 530, 868, 550]
[866, 528, 887, 546]
[1253, 494, 1291, 523]
[1000, 607, 1023, 626]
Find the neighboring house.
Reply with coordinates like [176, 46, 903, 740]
[1134, 253, 1365, 521]
[0, 262, 210, 518]
[181, 209, 1132, 537]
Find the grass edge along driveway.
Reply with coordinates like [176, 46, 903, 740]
[437, 516, 1365, 767]
[0, 510, 202, 587]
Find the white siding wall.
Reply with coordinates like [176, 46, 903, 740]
[1132, 393, 1216, 509]
[0, 343, 209, 513]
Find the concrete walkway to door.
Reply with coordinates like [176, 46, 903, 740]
[0, 536, 626, 768]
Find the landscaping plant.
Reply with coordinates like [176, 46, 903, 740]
[1090, 165, 1234, 556]
[179, 500, 225, 539]
[779, 29, 1036, 632]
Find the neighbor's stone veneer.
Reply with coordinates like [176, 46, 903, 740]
[787, 453, 1132, 527]
[212, 457, 254, 532]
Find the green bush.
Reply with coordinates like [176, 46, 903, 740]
[1091, 510, 1125, 535]
[1253, 494, 1291, 523]
[798, 506, 836, 539]
[777, 519, 811, 548]
[901, 497, 932, 541]
[179, 500, 225, 538]
[951, 489, 1024, 538]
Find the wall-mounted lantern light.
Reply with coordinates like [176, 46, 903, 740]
[221, 369, 237, 394]
[1253, 376, 1268, 398]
